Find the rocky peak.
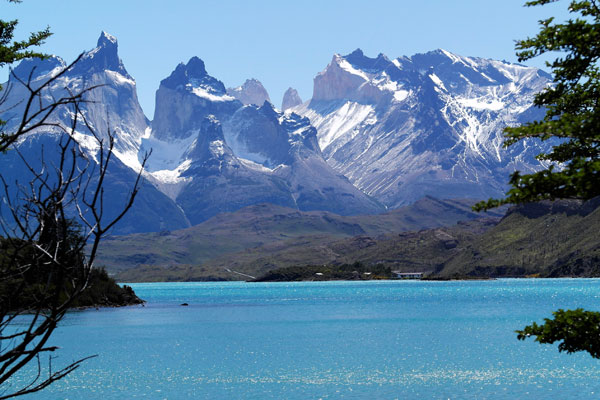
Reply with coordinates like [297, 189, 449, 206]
[281, 87, 302, 110]
[312, 54, 368, 102]
[97, 31, 118, 48]
[258, 100, 279, 119]
[184, 56, 208, 79]
[344, 49, 392, 74]
[151, 57, 241, 141]
[160, 56, 226, 93]
[226, 78, 271, 106]
[185, 116, 232, 164]
[312, 51, 396, 104]
[71, 31, 130, 78]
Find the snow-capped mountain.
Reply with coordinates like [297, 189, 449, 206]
[226, 78, 271, 106]
[292, 49, 552, 208]
[281, 87, 302, 110]
[0, 32, 190, 234]
[146, 57, 383, 224]
[2, 34, 384, 232]
[2, 33, 554, 235]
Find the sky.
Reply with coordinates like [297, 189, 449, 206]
[0, 0, 569, 118]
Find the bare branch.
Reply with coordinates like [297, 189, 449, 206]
[1, 43, 146, 398]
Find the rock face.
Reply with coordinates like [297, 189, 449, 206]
[0, 32, 190, 234]
[281, 87, 302, 110]
[151, 57, 240, 142]
[143, 56, 384, 224]
[292, 48, 553, 208]
[226, 78, 271, 106]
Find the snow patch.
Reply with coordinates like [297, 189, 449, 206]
[101, 31, 117, 44]
[456, 98, 505, 111]
[394, 90, 409, 102]
[113, 148, 143, 171]
[429, 73, 447, 91]
[190, 86, 235, 102]
[209, 140, 225, 157]
[302, 101, 375, 151]
[336, 56, 369, 81]
[106, 70, 135, 86]
[140, 132, 198, 172]
[72, 131, 101, 162]
[222, 122, 272, 167]
[150, 159, 192, 184]
[238, 157, 277, 173]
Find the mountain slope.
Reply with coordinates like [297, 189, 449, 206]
[224, 198, 600, 280]
[435, 198, 600, 278]
[95, 197, 504, 280]
[190, 198, 600, 281]
[292, 49, 553, 208]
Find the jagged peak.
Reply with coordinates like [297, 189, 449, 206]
[258, 100, 279, 118]
[69, 31, 129, 78]
[228, 78, 265, 92]
[97, 31, 118, 48]
[349, 48, 364, 57]
[243, 78, 262, 85]
[282, 87, 302, 110]
[226, 78, 270, 105]
[342, 49, 392, 74]
[185, 56, 208, 78]
[161, 56, 227, 94]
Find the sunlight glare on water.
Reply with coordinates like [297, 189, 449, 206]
[11, 279, 600, 399]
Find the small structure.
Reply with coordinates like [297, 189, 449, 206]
[394, 271, 424, 279]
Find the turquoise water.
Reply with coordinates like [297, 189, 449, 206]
[10, 279, 600, 399]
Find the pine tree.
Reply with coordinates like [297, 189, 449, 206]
[475, 0, 600, 210]
[479, 0, 600, 359]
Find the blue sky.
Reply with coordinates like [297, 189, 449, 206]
[1, 0, 568, 118]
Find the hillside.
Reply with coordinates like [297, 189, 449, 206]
[436, 198, 600, 278]
[230, 198, 600, 281]
[113, 198, 600, 282]
[98, 196, 503, 281]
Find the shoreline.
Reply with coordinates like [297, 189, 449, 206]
[118, 275, 600, 284]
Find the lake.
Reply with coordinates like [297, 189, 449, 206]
[9, 279, 600, 399]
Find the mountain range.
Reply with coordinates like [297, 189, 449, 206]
[1, 32, 553, 235]
[292, 49, 552, 208]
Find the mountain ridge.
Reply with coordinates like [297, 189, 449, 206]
[292, 47, 553, 208]
[1, 33, 554, 235]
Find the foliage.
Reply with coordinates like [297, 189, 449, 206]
[474, 0, 600, 210]
[474, 0, 600, 359]
[0, 0, 51, 146]
[253, 262, 393, 282]
[517, 309, 600, 358]
[0, 233, 142, 311]
[0, 1, 50, 70]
